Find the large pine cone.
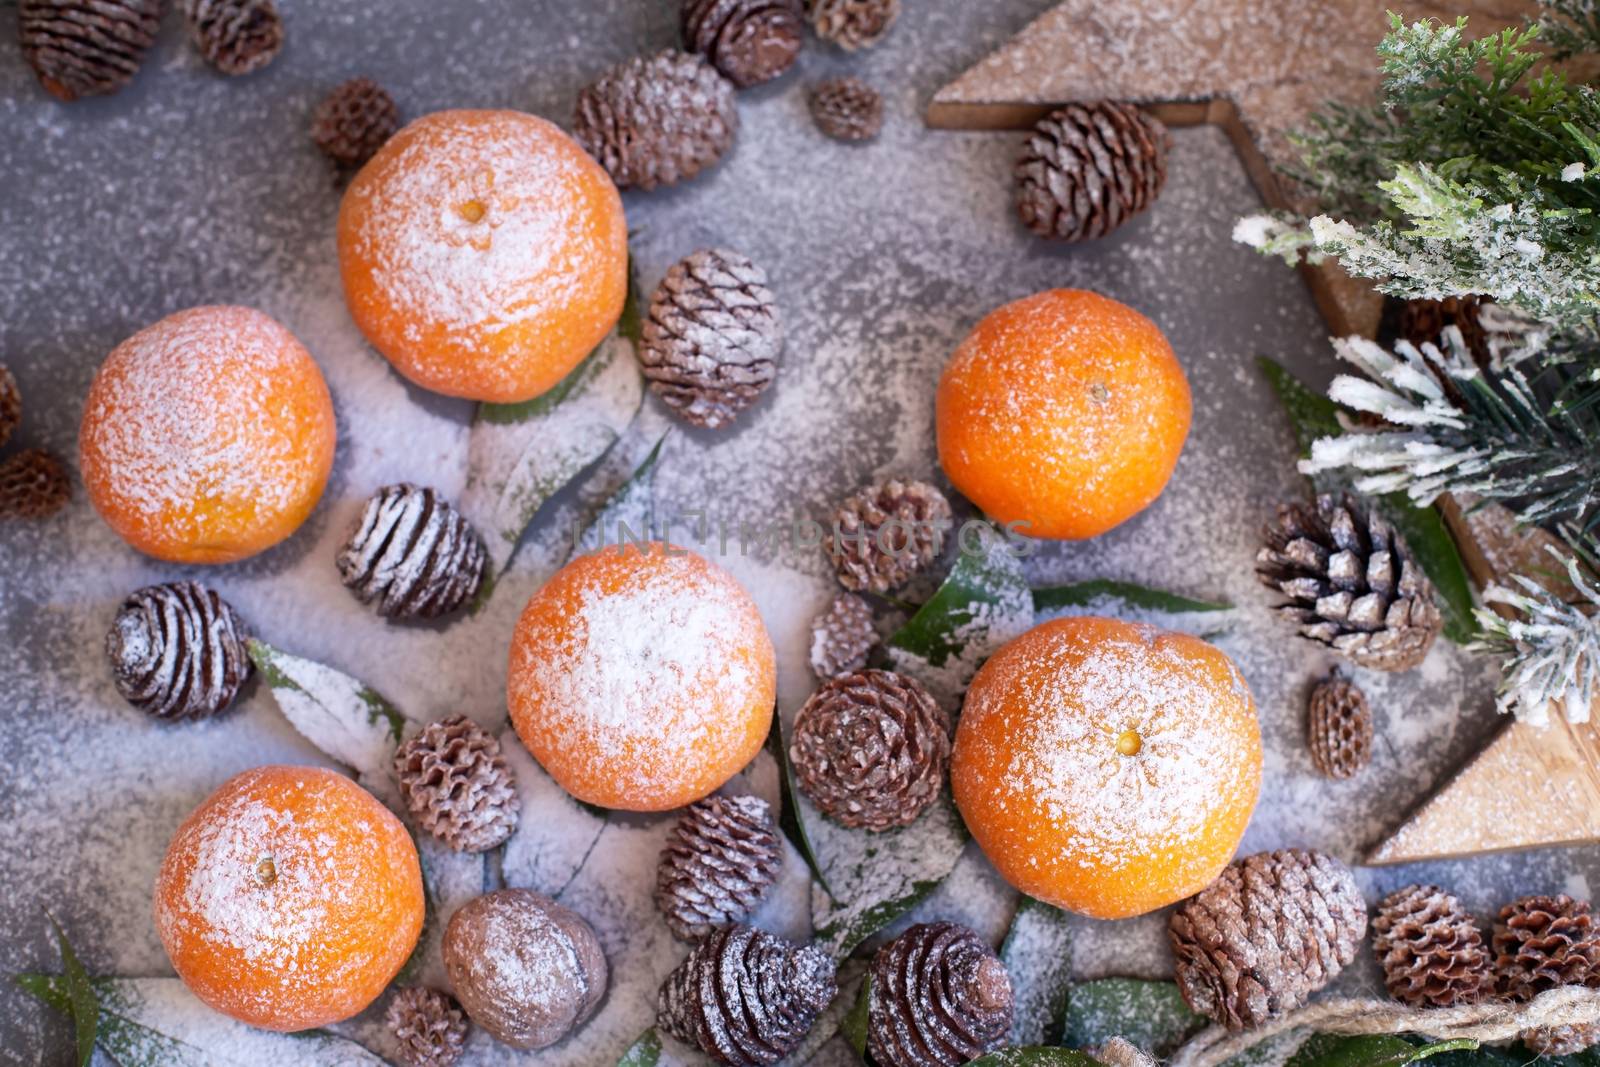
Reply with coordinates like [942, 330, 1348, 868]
[790, 668, 949, 831]
[19, 0, 161, 101]
[805, 0, 898, 50]
[639, 248, 782, 429]
[867, 922, 1013, 1067]
[809, 593, 876, 678]
[1016, 102, 1170, 243]
[0, 449, 70, 519]
[1372, 884, 1492, 1008]
[1307, 670, 1373, 780]
[809, 76, 883, 142]
[1170, 849, 1367, 1030]
[105, 581, 254, 721]
[1256, 494, 1443, 672]
[337, 484, 488, 620]
[682, 0, 802, 89]
[656, 794, 780, 940]
[394, 715, 521, 852]
[827, 479, 951, 593]
[312, 77, 399, 168]
[657, 925, 837, 1066]
[386, 986, 468, 1067]
[1493, 894, 1600, 1000]
[573, 50, 738, 191]
[0, 365, 18, 450]
[182, 0, 283, 76]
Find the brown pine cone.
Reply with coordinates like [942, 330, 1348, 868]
[105, 581, 254, 721]
[827, 479, 951, 593]
[790, 668, 949, 831]
[805, 0, 898, 51]
[1307, 670, 1373, 780]
[337, 484, 488, 620]
[386, 986, 468, 1067]
[809, 593, 876, 678]
[0, 365, 18, 451]
[809, 77, 883, 142]
[1396, 296, 1491, 366]
[682, 0, 803, 89]
[655, 794, 781, 940]
[1493, 894, 1600, 1000]
[0, 449, 69, 519]
[573, 50, 738, 191]
[1372, 884, 1492, 1008]
[639, 248, 782, 429]
[1016, 101, 1169, 243]
[312, 77, 399, 168]
[1525, 1022, 1600, 1056]
[868, 922, 1013, 1067]
[1170, 849, 1367, 1030]
[658, 924, 837, 1065]
[394, 715, 521, 852]
[182, 0, 282, 75]
[18, 0, 161, 101]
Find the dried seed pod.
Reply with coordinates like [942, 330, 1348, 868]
[809, 77, 883, 142]
[312, 77, 399, 168]
[0, 449, 70, 519]
[1307, 670, 1373, 779]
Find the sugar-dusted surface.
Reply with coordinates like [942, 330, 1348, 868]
[3, 1, 1596, 1064]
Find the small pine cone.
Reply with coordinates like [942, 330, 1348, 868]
[182, 0, 283, 76]
[1307, 670, 1373, 780]
[790, 669, 949, 831]
[805, 0, 899, 51]
[394, 715, 521, 852]
[1169, 849, 1367, 1030]
[639, 248, 782, 429]
[809, 593, 876, 678]
[573, 50, 738, 191]
[18, 0, 161, 102]
[1493, 894, 1600, 1000]
[312, 78, 399, 168]
[0, 365, 19, 451]
[867, 923, 1013, 1067]
[655, 794, 781, 940]
[1372, 884, 1492, 1008]
[809, 77, 883, 142]
[682, 0, 803, 89]
[1396, 296, 1491, 366]
[105, 581, 254, 721]
[0, 449, 69, 519]
[827, 479, 951, 593]
[1257, 494, 1443, 672]
[657, 925, 838, 1065]
[1016, 101, 1169, 243]
[386, 986, 468, 1067]
[337, 484, 488, 620]
[1525, 1022, 1600, 1056]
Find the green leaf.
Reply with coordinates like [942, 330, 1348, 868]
[840, 974, 871, 1058]
[1062, 978, 1204, 1059]
[999, 898, 1073, 1047]
[571, 430, 669, 559]
[967, 1050, 1103, 1067]
[619, 252, 644, 344]
[1033, 580, 1229, 616]
[618, 1027, 662, 1067]
[30, 915, 98, 1067]
[766, 709, 829, 895]
[1259, 356, 1343, 458]
[1286, 1034, 1478, 1067]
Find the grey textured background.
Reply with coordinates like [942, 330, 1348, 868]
[3, 1, 1594, 1064]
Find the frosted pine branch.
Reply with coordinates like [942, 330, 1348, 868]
[1538, 0, 1600, 59]
[1471, 546, 1600, 725]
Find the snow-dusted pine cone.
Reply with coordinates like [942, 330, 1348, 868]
[809, 77, 883, 142]
[337, 484, 488, 620]
[639, 248, 782, 429]
[0, 365, 18, 450]
[1526, 1022, 1600, 1056]
[809, 593, 876, 678]
[0, 449, 70, 519]
[867, 922, 1013, 1067]
[394, 715, 520, 852]
[657, 925, 837, 1065]
[1493, 894, 1600, 1000]
[827, 479, 951, 593]
[312, 77, 399, 167]
[182, 0, 284, 76]
[805, 0, 898, 50]
[105, 581, 254, 721]
[655, 794, 780, 940]
[1307, 670, 1373, 780]
[1016, 101, 1170, 242]
[1372, 884, 1492, 1008]
[386, 986, 468, 1067]
[573, 50, 738, 191]
[682, 0, 803, 88]
[1169, 849, 1367, 1030]
[19, 0, 162, 101]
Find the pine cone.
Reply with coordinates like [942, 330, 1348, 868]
[867, 922, 1013, 1067]
[639, 248, 782, 429]
[682, 0, 802, 89]
[1016, 101, 1169, 243]
[1307, 670, 1373, 780]
[827, 479, 951, 593]
[0, 449, 69, 519]
[182, 0, 283, 75]
[809, 77, 883, 142]
[809, 593, 876, 678]
[1256, 494, 1443, 672]
[394, 715, 521, 853]
[1372, 884, 1492, 1008]
[1525, 1022, 1600, 1056]
[573, 50, 738, 191]
[0, 365, 18, 451]
[790, 668, 949, 831]
[386, 986, 468, 1067]
[1396, 296, 1491, 367]
[655, 794, 781, 940]
[105, 581, 254, 721]
[805, 0, 898, 50]
[657, 925, 837, 1065]
[18, 0, 161, 101]
[312, 77, 399, 168]
[337, 484, 488, 620]
[1493, 894, 1600, 1000]
[1169, 849, 1367, 1030]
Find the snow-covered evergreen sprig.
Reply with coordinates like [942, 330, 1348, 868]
[1538, 0, 1600, 59]
[1471, 546, 1600, 725]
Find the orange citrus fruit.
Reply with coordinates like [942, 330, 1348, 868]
[153, 766, 424, 1031]
[936, 289, 1191, 540]
[79, 305, 336, 564]
[951, 616, 1260, 919]
[507, 543, 776, 812]
[337, 109, 628, 404]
